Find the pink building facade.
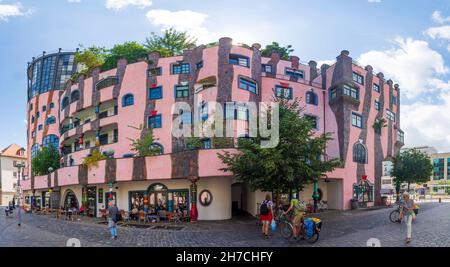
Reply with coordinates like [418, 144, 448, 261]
[22, 38, 403, 220]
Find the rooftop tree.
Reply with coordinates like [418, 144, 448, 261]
[261, 42, 294, 60]
[102, 41, 149, 71]
[392, 149, 433, 194]
[218, 98, 341, 207]
[31, 146, 60, 176]
[144, 28, 197, 57]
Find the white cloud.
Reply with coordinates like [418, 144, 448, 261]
[432, 11, 450, 24]
[0, 2, 31, 21]
[358, 37, 448, 99]
[146, 9, 216, 44]
[368, 0, 381, 3]
[425, 25, 450, 40]
[105, 0, 152, 11]
[67, 0, 81, 3]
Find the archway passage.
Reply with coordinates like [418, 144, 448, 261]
[64, 190, 79, 210]
[231, 183, 248, 217]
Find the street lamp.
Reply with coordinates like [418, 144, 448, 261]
[15, 162, 25, 227]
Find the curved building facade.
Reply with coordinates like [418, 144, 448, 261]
[23, 38, 403, 220]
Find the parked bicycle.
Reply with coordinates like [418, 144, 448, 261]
[276, 210, 322, 244]
[389, 202, 419, 223]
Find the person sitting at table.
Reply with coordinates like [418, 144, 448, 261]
[131, 207, 139, 220]
[79, 205, 85, 216]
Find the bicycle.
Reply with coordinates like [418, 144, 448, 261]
[275, 207, 294, 239]
[279, 213, 321, 244]
[389, 202, 419, 223]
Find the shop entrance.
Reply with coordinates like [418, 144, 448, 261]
[63, 190, 79, 209]
[86, 187, 97, 217]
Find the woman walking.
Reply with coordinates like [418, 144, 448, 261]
[259, 194, 274, 238]
[107, 201, 119, 240]
[399, 192, 415, 244]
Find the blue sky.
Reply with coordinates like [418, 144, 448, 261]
[0, 0, 450, 151]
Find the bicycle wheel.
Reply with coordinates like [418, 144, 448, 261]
[389, 210, 400, 223]
[305, 232, 320, 244]
[279, 221, 294, 239]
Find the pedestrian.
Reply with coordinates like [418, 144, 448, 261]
[399, 192, 415, 244]
[259, 194, 274, 238]
[107, 201, 119, 240]
[5, 205, 10, 217]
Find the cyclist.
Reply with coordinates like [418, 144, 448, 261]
[283, 194, 306, 240]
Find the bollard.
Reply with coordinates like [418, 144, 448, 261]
[439, 198, 442, 203]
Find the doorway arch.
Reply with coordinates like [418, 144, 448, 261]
[147, 183, 168, 210]
[63, 189, 79, 210]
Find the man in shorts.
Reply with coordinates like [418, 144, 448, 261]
[284, 194, 306, 240]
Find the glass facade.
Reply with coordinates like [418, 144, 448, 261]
[433, 158, 445, 180]
[28, 52, 77, 99]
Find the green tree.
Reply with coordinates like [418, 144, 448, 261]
[102, 41, 149, 71]
[130, 128, 162, 157]
[261, 42, 294, 60]
[31, 146, 60, 176]
[218, 98, 341, 206]
[144, 28, 197, 57]
[392, 149, 433, 193]
[72, 45, 108, 80]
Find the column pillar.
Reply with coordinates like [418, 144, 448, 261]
[189, 176, 199, 222]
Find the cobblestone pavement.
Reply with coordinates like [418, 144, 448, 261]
[1, 203, 449, 247]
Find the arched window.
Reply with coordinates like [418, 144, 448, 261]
[31, 144, 40, 158]
[70, 90, 80, 103]
[46, 116, 56, 125]
[150, 143, 164, 155]
[122, 94, 134, 107]
[42, 135, 59, 149]
[306, 91, 318, 105]
[353, 143, 367, 164]
[147, 183, 168, 210]
[61, 97, 69, 110]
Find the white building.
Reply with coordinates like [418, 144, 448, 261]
[0, 144, 27, 206]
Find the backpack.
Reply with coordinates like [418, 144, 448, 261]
[260, 201, 269, 216]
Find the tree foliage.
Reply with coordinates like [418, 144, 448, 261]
[82, 149, 106, 170]
[102, 41, 149, 71]
[144, 28, 197, 57]
[218, 98, 341, 196]
[261, 42, 294, 60]
[392, 149, 433, 190]
[31, 146, 60, 176]
[130, 128, 162, 157]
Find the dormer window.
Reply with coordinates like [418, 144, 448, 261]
[262, 64, 273, 73]
[229, 54, 250, 67]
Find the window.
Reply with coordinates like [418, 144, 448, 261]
[150, 143, 164, 155]
[262, 64, 273, 73]
[352, 113, 363, 128]
[306, 91, 318, 105]
[397, 130, 404, 143]
[42, 135, 59, 149]
[225, 103, 248, 121]
[42, 105, 47, 112]
[49, 102, 54, 109]
[196, 61, 204, 69]
[353, 143, 367, 164]
[225, 103, 236, 120]
[29, 103, 33, 111]
[433, 159, 445, 180]
[391, 95, 397, 105]
[275, 85, 293, 99]
[305, 115, 318, 129]
[46, 116, 56, 125]
[122, 94, 134, 107]
[202, 139, 212, 149]
[180, 110, 192, 125]
[172, 63, 190, 74]
[36, 111, 40, 118]
[329, 88, 338, 101]
[374, 100, 380, 111]
[31, 131, 35, 138]
[148, 67, 162, 76]
[96, 76, 119, 90]
[99, 134, 109, 146]
[31, 116, 35, 124]
[343, 85, 359, 100]
[175, 85, 189, 98]
[352, 72, 364, 85]
[237, 105, 249, 121]
[238, 77, 258, 94]
[149, 86, 163, 100]
[13, 172, 17, 178]
[38, 124, 43, 131]
[61, 97, 69, 110]
[200, 101, 208, 122]
[13, 160, 17, 167]
[229, 54, 249, 67]
[31, 144, 39, 158]
[386, 110, 396, 122]
[70, 90, 80, 103]
[373, 84, 380, 93]
[285, 68, 304, 79]
[148, 114, 162, 128]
